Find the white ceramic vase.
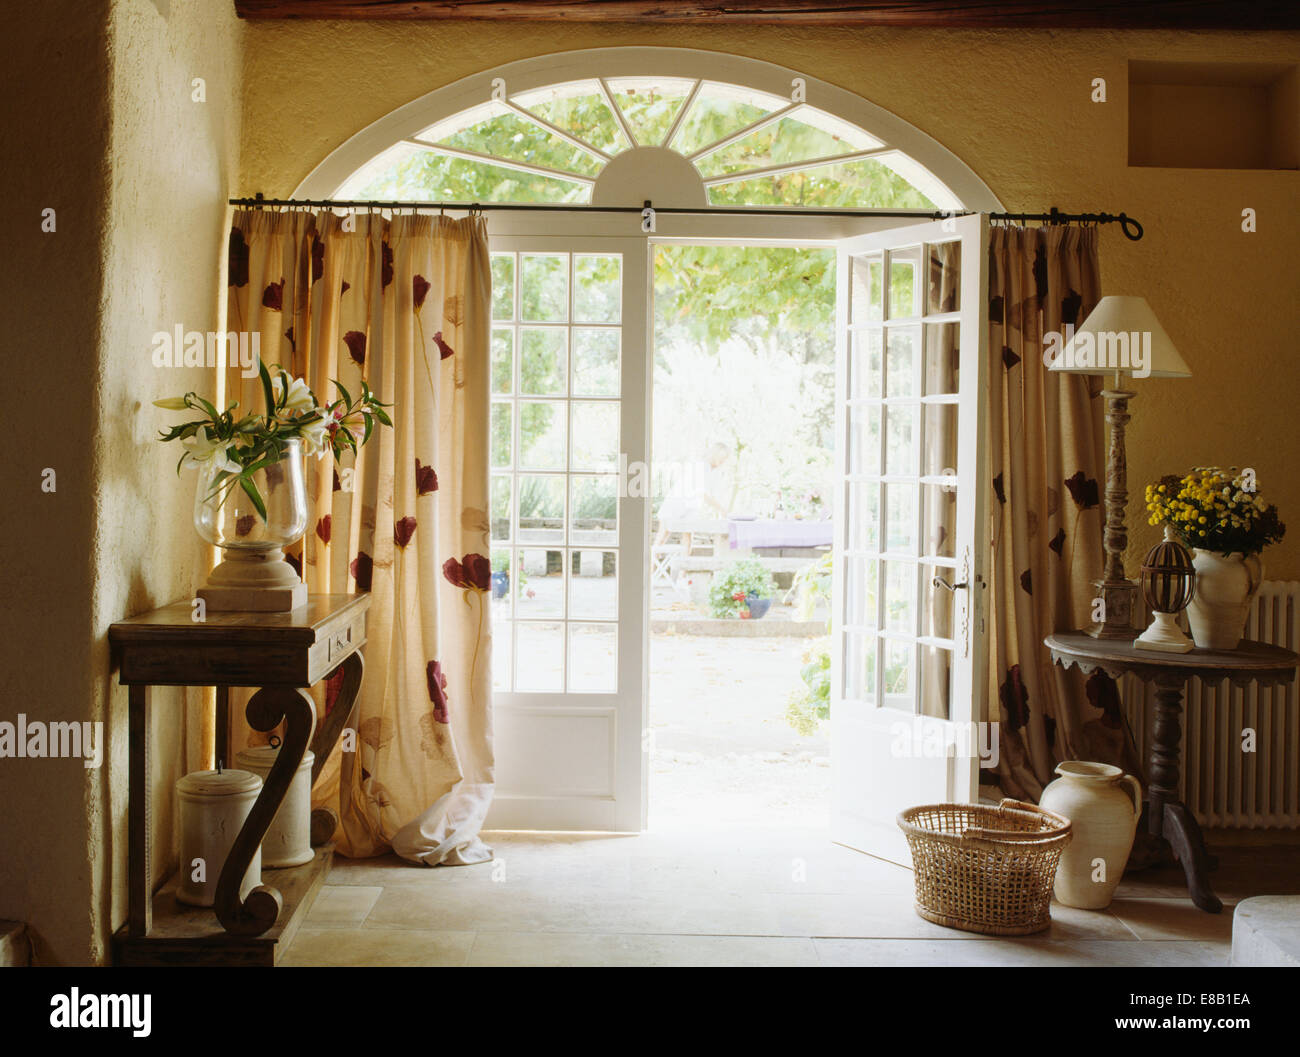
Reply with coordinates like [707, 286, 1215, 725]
[1039, 761, 1141, 910]
[1186, 549, 1262, 650]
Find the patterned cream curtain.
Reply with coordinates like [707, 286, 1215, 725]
[985, 225, 1142, 801]
[225, 208, 494, 865]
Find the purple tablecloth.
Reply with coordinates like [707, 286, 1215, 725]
[728, 519, 833, 550]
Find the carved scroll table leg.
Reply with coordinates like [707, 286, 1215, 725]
[309, 651, 364, 847]
[214, 685, 316, 937]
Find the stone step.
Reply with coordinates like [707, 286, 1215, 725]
[1231, 896, 1300, 966]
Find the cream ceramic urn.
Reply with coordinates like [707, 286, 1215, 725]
[176, 768, 263, 907]
[235, 745, 315, 868]
[1039, 761, 1142, 910]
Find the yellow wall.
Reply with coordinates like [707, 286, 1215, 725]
[0, 0, 242, 964]
[240, 22, 1300, 579]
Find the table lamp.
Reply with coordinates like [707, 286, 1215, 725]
[1048, 296, 1192, 638]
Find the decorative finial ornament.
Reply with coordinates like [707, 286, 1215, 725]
[1135, 525, 1196, 652]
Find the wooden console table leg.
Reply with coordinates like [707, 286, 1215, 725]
[214, 685, 229, 770]
[128, 684, 151, 938]
[214, 685, 316, 937]
[308, 651, 364, 846]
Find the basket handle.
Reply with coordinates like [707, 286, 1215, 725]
[960, 797, 1072, 842]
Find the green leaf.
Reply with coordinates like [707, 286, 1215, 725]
[238, 475, 267, 521]
[372, 405, 392, 427]
[256, 358, 275, 416]
[332, 378, 353, 409]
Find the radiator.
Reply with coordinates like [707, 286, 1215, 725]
[1122, 580, 1300, 829]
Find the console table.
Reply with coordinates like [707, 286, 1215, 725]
[109, 593, 369, 965]
[1045, 632, 1298, 913]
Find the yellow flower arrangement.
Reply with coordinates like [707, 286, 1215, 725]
[1145, 467, 1285, 557]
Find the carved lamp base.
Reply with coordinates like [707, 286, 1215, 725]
[1086, 577, 1139, 639]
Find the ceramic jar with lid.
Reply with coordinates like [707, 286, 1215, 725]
[235, 745, 315, 868]
[175, 768, 263, 907]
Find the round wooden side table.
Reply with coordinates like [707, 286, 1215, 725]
[1044, 632, 1299, 913]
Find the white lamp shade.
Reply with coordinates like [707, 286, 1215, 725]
[1049, 295, 1192, 378]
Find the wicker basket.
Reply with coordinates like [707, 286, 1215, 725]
[897, 799, 1073, 936]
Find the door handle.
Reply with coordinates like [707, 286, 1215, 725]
[931, 575, 968, 592]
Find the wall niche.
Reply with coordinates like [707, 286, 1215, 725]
[1128, 60, 1298, 169]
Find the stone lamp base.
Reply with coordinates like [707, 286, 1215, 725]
[197, 548, 307, 612]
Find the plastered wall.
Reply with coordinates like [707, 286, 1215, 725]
[0, 0, 242, 965]
[238, 21, 1300, 579]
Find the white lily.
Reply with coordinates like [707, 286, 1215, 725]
[180, 427, 242, 474]
[153, 396, 189, 410]
[300, 417, 331, 458]
[272, 374, 316, 416]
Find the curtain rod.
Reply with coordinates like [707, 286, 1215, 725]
[228, 195, 1144, 240]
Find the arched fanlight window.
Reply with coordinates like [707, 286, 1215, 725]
[335, 74, 964, 211]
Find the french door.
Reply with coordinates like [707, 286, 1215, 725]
[483, 235, 649, 832]
[830, 215, 990, 864]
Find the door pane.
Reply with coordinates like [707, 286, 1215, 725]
[888, 246, 921, 319]
[515, 622, 564, 691]
[884, 484, 917, 553]
[492, 328, 514, 393]
[923, 322, 960, 394]
[885, 326, 918, 397]
[848, 405, 882, 476]
[517, 548, 564, 617]
[520, 328, 568, 395]
[883, 560, 916, 633]
[882, 639, 915, 711]
[850, 329, 883, 399]
[519, 401, 568, 470]
[571, 401, 620, 472]
[919, 644, 952, 720]
[521, 254, 569, 322]
[568, 623, 617, 692]
[574, 255, 621, 323]
[884, 404, 917, 476]
[517, 475, 565, 545]
[843, 630, 877, 706]
[570, 549, 617, 619]
[491, 254, 516, 320]
[572, 328, 620, 396]
[921, 484, 956, 559]
[846, 483, 879, 552]
[843, 556, 879, 626]
[491, 402, 512, 468]
[851, 255, 883, 322]
[923, 402, 959, 477]
[921, 565, 955, 640]
[926, 241, 961, 314]
[570, 475, 618, 545]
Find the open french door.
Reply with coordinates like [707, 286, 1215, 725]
[483, 235, 650, 832]
[830, 215, 990, 864]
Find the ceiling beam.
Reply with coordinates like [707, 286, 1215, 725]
[232, 1, 1300, 30]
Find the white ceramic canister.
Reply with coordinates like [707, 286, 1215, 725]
[234, 745, 315, 868]
[176, 768, 263, 907]
[1039, 760, 1142, 910]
